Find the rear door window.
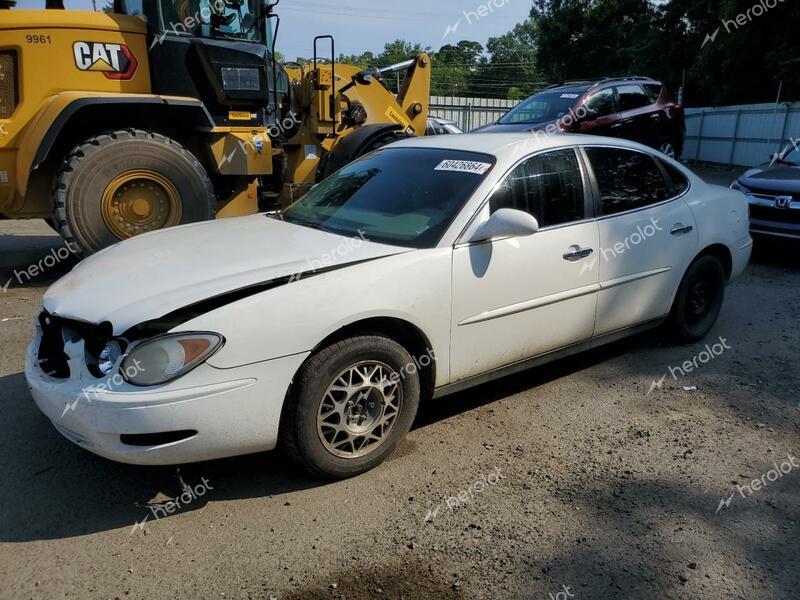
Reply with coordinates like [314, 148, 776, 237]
[616, 85, 652, 111]
[585, 147, 670, 215]
[643, 84, 663, 103]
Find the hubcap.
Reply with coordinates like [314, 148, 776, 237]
[686, 280, 711, 325]
[659, 142, 676, 158]
[101, 170, 182, 240]
[317, 361, 402, 459]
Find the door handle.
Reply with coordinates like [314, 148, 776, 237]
[610, 123, 623, 129]
[670, 224, 694, 236]
[563, 247, 594, 261]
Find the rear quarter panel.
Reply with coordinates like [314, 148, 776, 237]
[683, 181, 752, 279]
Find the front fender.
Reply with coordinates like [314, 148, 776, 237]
[16, 92, 213, 196]
[176, 248, 454, 387]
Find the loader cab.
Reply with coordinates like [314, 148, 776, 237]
[113, 0, 290, 128]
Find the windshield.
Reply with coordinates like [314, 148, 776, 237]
[156, 0, 260, 41]
[280, 148, 496, 248]
[499, 90, 586, 125]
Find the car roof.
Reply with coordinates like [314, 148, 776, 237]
[538, 84, 591, 94]
[391, 132, 655, 158]
[545, 77, 661, 93]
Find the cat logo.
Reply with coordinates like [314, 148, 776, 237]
[73, 42, 138, 80]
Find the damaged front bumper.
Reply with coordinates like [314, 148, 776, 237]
[25, 322, 309, 465]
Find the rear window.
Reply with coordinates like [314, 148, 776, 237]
[658, 159, 690, 195]
[616, 84, 651, 111]
[281, 148, 495, 248]
[585, 147, 670, 215]
[643, 84, 662, 103]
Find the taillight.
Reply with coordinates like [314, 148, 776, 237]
[0, 52, 18, 119]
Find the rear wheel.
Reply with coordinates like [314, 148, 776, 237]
[280, 336, 420, 479]
[668, 255, 726, 343]
[54, 129, 215, 255]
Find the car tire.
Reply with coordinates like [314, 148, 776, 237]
[54, 129, 215, 256]
[280, 336, 420, 480]
[668, 255, 726, 344]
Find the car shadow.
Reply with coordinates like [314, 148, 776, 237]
[0, 329, 662, 543]
[0, 369, 325, 542]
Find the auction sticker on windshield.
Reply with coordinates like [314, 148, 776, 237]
[435, 160, 493, 175]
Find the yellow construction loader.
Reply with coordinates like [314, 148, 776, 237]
[0, 0, 430, 254]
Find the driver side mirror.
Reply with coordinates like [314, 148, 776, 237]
[469, 209, 539, 243]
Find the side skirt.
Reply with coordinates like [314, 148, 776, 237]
[432, 316, 667, 399]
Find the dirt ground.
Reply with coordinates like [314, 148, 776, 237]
[0, 167, 798, 600]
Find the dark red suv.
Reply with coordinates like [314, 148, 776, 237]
[474, 77, 686, 159]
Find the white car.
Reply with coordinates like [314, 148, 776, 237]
[26, 133, 752, 479]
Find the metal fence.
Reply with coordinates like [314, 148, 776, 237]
[682, 102, 800, 167]
[429, 96, 520, 132]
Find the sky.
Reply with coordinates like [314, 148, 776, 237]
[14, 0, 533, 58]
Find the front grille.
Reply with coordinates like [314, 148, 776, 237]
[36, 311, 113, 379]
[38, 313, 70, 378]
[748, 188, 800, 201]
[750, 205, 800, 225]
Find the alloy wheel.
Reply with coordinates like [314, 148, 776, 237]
[317, 361, 402, 458]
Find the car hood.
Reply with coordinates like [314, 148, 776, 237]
[738, 164, 800, 193]
[43, 215, 409, 334]
[472, 120, 557, 134]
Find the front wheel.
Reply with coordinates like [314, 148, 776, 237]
[280, 336, 420, 479]
[54, 129, 216, 255]
[668, 255, 726, 343]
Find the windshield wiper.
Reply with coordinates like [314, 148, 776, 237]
[284, 216, 327, 231]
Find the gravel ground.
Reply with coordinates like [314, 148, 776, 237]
[0, 167, 798, 600]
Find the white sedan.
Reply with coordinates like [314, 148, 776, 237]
[26, 133, 752, 479]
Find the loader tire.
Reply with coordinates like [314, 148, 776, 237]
[53, 129, 215, 256]
[363, 130, 413, 153]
